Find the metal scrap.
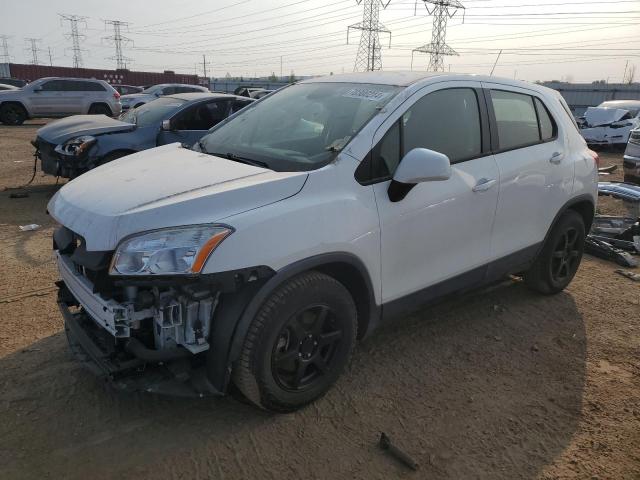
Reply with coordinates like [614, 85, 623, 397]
[615, 269, 640, 282]
[378, 432, 419, 471]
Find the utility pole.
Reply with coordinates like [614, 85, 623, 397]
[59, 14, 87, 68]
[348, 0, 392, 72]
[202, 54, 208, 79]
[103, 20, 132, 69]
[0, 35, 11, 63]
[25, 38, 42, 65]
[48, 47, 53, 66]
[280, 56, 283, 79]
[490, 49, 502, 76]
[412, 0, 465, 72]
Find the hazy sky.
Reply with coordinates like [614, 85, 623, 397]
[1, 0, 639, 82]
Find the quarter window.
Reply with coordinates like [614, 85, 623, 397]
[534, 98, 556, 140]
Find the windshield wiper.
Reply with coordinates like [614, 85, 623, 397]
[206, 151, 269, 168]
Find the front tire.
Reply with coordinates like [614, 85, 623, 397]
[233, 271, 357, 412]
[0, 103, 27, 125]
[524, 210, 585, 294]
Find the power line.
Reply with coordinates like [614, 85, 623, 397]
[59, 14, 88, 68]
[103, 20, 133, 69]
[348, 0, 392, 71]
[24, 37, 43, 65]
[413, 0, 465, 71]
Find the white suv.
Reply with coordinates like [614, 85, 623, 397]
[0, 77, 122, 125]
[49, 72, 597, 411]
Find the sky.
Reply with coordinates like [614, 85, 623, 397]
[1, 0, 639, 83]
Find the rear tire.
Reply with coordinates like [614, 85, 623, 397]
[0, 103, 27, 125]
[233, 271, 357, 412]
[524, 210, 585, 294]
[88, 104, 112, 116]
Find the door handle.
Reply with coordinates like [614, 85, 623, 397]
[472, 178, 496, 192]
[550, 151, 564, 164]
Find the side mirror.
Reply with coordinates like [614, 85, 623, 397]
[161, 119, 173, 131]
[388, 148, 451, 202]
[155, 91, 162, 97]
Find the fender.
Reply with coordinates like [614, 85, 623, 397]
[537, 194, 595, 258]
[206, 252, 379, 392]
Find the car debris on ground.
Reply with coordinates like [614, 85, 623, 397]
[378, 432, 419, 471]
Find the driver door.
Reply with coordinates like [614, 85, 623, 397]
[370, 82, 500, 308]
[157, 99, 231, 147]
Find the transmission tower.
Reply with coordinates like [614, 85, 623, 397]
[412, 0, 464, 72]
[25, 38, 43, 65]
[103, 20, 133, 69]
[347, 0, 392, 72]
[59, 14, 87, 68]
[0, 35, 10, 63]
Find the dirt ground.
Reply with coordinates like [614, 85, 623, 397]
[0, 122, 638, 480]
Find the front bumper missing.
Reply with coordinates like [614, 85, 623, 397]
[33, 137, 89, 178]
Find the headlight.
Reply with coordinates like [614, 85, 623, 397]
[110, 225, 233, 276]
[55, 135, 96, 156]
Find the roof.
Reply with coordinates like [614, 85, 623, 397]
[165, 92, 239, 102]
[301, 71, 448, 87]
[150, 83, 208, 89]
[299, 71, 552, 94]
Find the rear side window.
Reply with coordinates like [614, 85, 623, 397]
[70, 81, 106, 92]
[490, 90, 540, 150]
[490, 90, 558, 150]
[403, 88, 482, 163]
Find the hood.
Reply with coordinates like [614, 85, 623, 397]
[48, 143, 308, 251]
[36, 115, 135, 144]
[583, 107, 629, 127]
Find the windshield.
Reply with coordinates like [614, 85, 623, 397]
[119, 97, 186, 127]
[197, 82, 401, 171]
[142, 85, 162, 94]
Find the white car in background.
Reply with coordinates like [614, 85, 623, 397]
[579, 100, 640, 146]
[49, 72, 597, 412]
[0, 77, 122, 125]
[120, 83, 210, 110]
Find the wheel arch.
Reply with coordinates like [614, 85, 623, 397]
[206, 252, 379, 393]
[541, 194, 595, 252]
[0, 100, 29, 115]
[88, 102, 113, 115]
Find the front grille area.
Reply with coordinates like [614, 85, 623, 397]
[54, 226, 115, 297]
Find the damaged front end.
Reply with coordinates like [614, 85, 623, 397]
[32, 135, 98, 179]
[579, 107, 640, 146]
[54, 226, 273, 397]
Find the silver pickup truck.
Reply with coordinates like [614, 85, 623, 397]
[0, 77, 122, 125]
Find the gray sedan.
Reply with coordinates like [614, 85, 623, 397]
[33, 92, 253, 179]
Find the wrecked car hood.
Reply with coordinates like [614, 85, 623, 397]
[48, 143, 308, 251]
[583, 107, 629, 127]
[36, 115, 135, 144]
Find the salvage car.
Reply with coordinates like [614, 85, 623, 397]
[579, 100, 640, 146]
[113, 84, 143, 96]
[48, 72, 598, 412]
[0, 77, 121, 125]
[33, 92, 253, 178]
[120, 83, 209, 111]
[623, 128, 640, 184]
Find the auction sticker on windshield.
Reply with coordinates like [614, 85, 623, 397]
[342, 88, 391, 102]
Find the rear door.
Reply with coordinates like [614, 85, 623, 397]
[370, 82, 500, 305]
[157, 99, 231, 147]
[482, 83, 574, 261]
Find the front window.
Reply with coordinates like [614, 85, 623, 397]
[197, 82, 401, 171]
[119, 97, 187, 127]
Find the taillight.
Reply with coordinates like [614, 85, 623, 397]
[113, 91, 121, 100]
[588, 149, 600, 168]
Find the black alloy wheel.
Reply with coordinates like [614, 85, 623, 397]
[271, 304, 343, 391]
